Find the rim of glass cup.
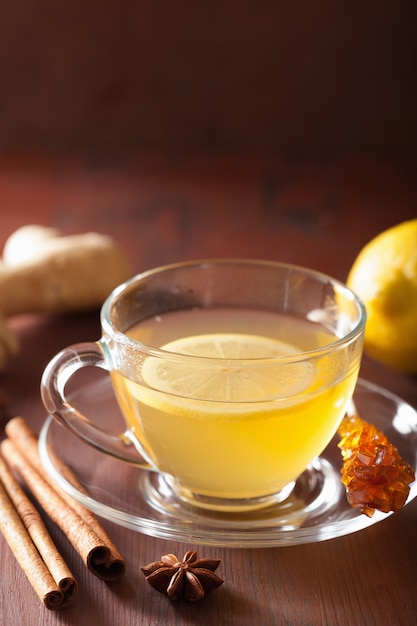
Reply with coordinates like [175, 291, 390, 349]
[100, 258, 367, 365]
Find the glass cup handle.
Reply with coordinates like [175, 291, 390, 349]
[40, 342, 153, 468]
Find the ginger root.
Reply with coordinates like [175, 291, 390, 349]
[0, 225, 131, 369]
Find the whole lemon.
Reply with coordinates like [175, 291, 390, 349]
[347, 218, 417, 374]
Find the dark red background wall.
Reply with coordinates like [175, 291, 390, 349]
[0, 2, 415, 157]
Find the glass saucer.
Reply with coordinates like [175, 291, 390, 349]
[38, 378, 417, 548]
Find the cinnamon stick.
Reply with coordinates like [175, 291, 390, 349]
[0, 458, 77, 609]
[5, 416, 125, 570]
[1, 425, 125, 582]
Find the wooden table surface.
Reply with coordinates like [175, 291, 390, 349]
[0, 154, 416, 626]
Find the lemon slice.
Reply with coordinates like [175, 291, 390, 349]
[141, 333, 311, 403]
[162, 333, 298, 358]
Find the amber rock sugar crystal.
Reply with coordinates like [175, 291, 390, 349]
[338, 414, 415, 517]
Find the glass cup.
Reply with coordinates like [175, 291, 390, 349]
[41, 259, 366, 513]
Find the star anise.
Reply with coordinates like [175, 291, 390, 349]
[141, 550, 224, 602]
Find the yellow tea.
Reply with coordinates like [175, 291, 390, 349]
[111, 308, 361, 501]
